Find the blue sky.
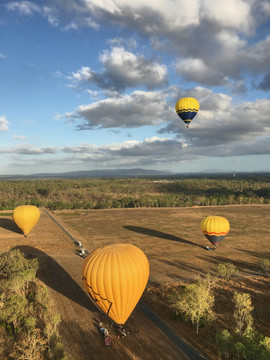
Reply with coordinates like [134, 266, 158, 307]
[0, 0, 270, 175]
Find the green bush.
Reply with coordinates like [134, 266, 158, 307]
[217, 263, 239, 280]
[259, 258, 270, 274]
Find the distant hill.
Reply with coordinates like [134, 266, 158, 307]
[1, 169, 269, 180]
[0, 168, 174, 180]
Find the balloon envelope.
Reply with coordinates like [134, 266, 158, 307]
[82, 243, 149, 325]
[200, 216, 230, 246]
[175, 97, 199, 127]
[13, 205, 40, 236]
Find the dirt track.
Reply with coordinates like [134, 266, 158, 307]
[0, 209, 205, 360]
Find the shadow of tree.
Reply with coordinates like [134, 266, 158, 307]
[12, 245, 98, 312]
[234, 248, 270, 260]
[124, 225, 202, 247]
[0, 218, 22, 234]
[197, 254, 260, 275]
[159, 258, 204, 274]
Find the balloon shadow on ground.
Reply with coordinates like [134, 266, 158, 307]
[12, 245, 98, 313]
[124, 225, 203, 248]
[0, 218, 22, 234]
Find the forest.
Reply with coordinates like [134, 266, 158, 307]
[0, 173, 269, 210]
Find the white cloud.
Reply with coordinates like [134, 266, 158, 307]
[12, 135, 26, 140]
[68, 47, 168, 91]
[62, 22, 79, 31]
[201, 0, 252, 33]
[66, 89, 173, 129]
[69, 66, 93, 82]
[0, 116, 9, 132]
[0, 53, 6, 59]
[86, 0, 200, 28]
[100, 47, 168, 89]
[175, 58, 228, 86]
[52, 70, 63, 78]
[241, 35, 270, 73]
[5, 1, 98, 29]
[6, 1, 270, 88]
[2, 132, 270, 171]
[106, 37, 138, 49]
[0, 144, 59, 155]
[6, 1, 40, 16]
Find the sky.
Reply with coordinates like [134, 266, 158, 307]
[0, 0, 270, 175]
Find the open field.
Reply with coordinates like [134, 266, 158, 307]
[0, 205, 269, 359]
[55, 205, 270, 282]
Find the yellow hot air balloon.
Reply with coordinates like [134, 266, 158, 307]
[82, 243, 149, 325]
[175, 97, 199, 128]
[200, 216, 230, 249]
[13, 205, 40, 236]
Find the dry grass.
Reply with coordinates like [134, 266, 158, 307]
[56, 205, 270, 282]
[55, 205, 270, 359]
[0, 205, 269, 360]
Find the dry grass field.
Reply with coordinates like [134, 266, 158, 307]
[0, 205, 269, 359]
[56, 205, 270, 282]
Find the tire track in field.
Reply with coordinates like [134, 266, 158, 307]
[43, 208, 207, 360]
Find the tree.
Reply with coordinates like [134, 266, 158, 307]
[0, 293, 27, 333]
[259, 336, 270, 360]
[44, 313, 61, 348]
[234, 341, 246, 359]
[23, 317, 36, 335]
[0, 249, 38, 283]
[9, 329, 47, 360]
[233, 292, 253, 334]
[216, 330, 233, 360]
[0, 249, 39, 295]
[169, 280, 215, 333]
[199, 273, 218, 291]
[217, 263, 239, 281]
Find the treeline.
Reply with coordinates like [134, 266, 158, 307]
[0, 175, 270, 210]
[0, 249, 68, 360]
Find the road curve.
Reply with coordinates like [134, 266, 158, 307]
[43, 208, 207, 360]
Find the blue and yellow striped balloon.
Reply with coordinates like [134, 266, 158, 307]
[175, 97, 199, 128]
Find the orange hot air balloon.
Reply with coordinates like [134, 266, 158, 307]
[82, 243, 149, 325]
[13, 205, 40, 236]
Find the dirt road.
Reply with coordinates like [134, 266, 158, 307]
[0, 209, 206, 360]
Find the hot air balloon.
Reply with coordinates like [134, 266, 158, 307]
[175, 97, 199, 128]
[200, 216, 230, 249]
[13, 205, 40, 236]
[82, 243, 149, 325]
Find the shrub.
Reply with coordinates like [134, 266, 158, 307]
[259, 258, 270, 274]
[217, 263, 239, 280]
